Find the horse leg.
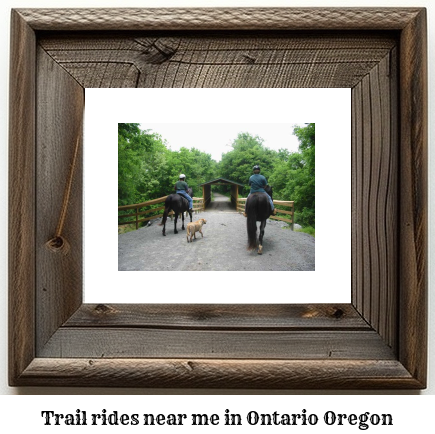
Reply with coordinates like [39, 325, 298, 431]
[258, 220, 267, 255]
[181, 211, 185, 231]
[161, 216, 166, 236]
[174, 212, 178, 234]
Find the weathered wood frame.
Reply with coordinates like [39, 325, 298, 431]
[9, 8, 427, 388]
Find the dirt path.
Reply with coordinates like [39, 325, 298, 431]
[118, 193, 315, 271]
[205, 192, 234, 211]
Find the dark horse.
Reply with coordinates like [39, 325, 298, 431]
[159, 188, 193, 236]
[246, 185, 273, 255]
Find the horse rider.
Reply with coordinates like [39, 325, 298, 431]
[243, 165, 277, 217]
[174, 174, 194, 213]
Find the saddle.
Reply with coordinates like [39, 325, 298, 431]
[173, 193, 189, 208]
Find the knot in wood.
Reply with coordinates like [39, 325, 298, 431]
[94, 304, 116, 315]
[332, 308, 345, 319]
[45, 236, 70, 255]
[141, 38, 178, 64]
[243, 53, 256, 64]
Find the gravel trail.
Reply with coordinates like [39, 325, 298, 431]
[118, 193, 315, 271]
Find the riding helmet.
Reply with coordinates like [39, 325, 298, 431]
[179, 174, 186, 179]
[253, 165, 260, 171]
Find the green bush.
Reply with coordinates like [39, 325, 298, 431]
[296, 226, 315, 237]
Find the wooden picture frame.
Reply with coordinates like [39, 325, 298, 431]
[9, 8, 427, 389]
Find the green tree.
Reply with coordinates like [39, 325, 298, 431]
[118, 123, 143, 206]
[269, 123, 315, 227]
[118, 123, 315, 229]
[118, 124, 218, 205]
[118, 124, 172, 206]
[218, 132, 277, 196]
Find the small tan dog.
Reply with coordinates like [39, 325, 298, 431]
[186, 218, 207, 243]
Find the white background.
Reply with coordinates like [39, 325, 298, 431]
[85, 88, 351, 304]
[0, 0, 434, 425]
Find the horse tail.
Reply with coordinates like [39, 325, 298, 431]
[161, 207, 169, 225]
[159, 196, 172, 226]
[246, 203, 258, 251]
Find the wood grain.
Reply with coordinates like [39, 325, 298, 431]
[35, 47, 84, 353]
[65, 304, 369, 329]
[16, 8, 422, 31]
[8, 7, 428, 389]
[39, 33, 397, 89]
[398, 8, 428, 386]
[351, 51, 398, 351]
[8, 10, 36, 387]
[39, 329, 395, 360]
[18, 358, 420, 389]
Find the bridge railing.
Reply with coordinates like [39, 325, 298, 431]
[118, 196, 204, 230]
[237, 197, 295, 231]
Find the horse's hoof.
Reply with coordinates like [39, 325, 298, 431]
[258, 245, 263, 255]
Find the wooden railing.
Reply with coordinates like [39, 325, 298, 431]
[237, 197, 295, 231]
[118, 195, 204, 230]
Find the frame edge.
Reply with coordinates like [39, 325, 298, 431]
[398, 8, 428, 387]
[8, 7, 428, 389]
[8, 9, 37, 386]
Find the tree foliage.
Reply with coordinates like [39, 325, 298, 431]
[118, 123, 315, 228]
[218, 132, 276, 196]
[269, 123, 315, 227]
[118, 123, 217, 206]
[118, 123, 171, 206]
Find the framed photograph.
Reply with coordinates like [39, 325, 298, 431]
[88, 88, 350, 302]
[9, 8, 427, 388]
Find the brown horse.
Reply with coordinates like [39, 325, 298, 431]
[246, 185, 273, 254]
[159, 188, 193, 236]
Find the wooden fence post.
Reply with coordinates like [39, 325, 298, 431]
[135, 206, 139, 230]
[291, 203, 295, 231]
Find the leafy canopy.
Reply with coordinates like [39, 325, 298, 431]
[118, 123, 315, 228]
